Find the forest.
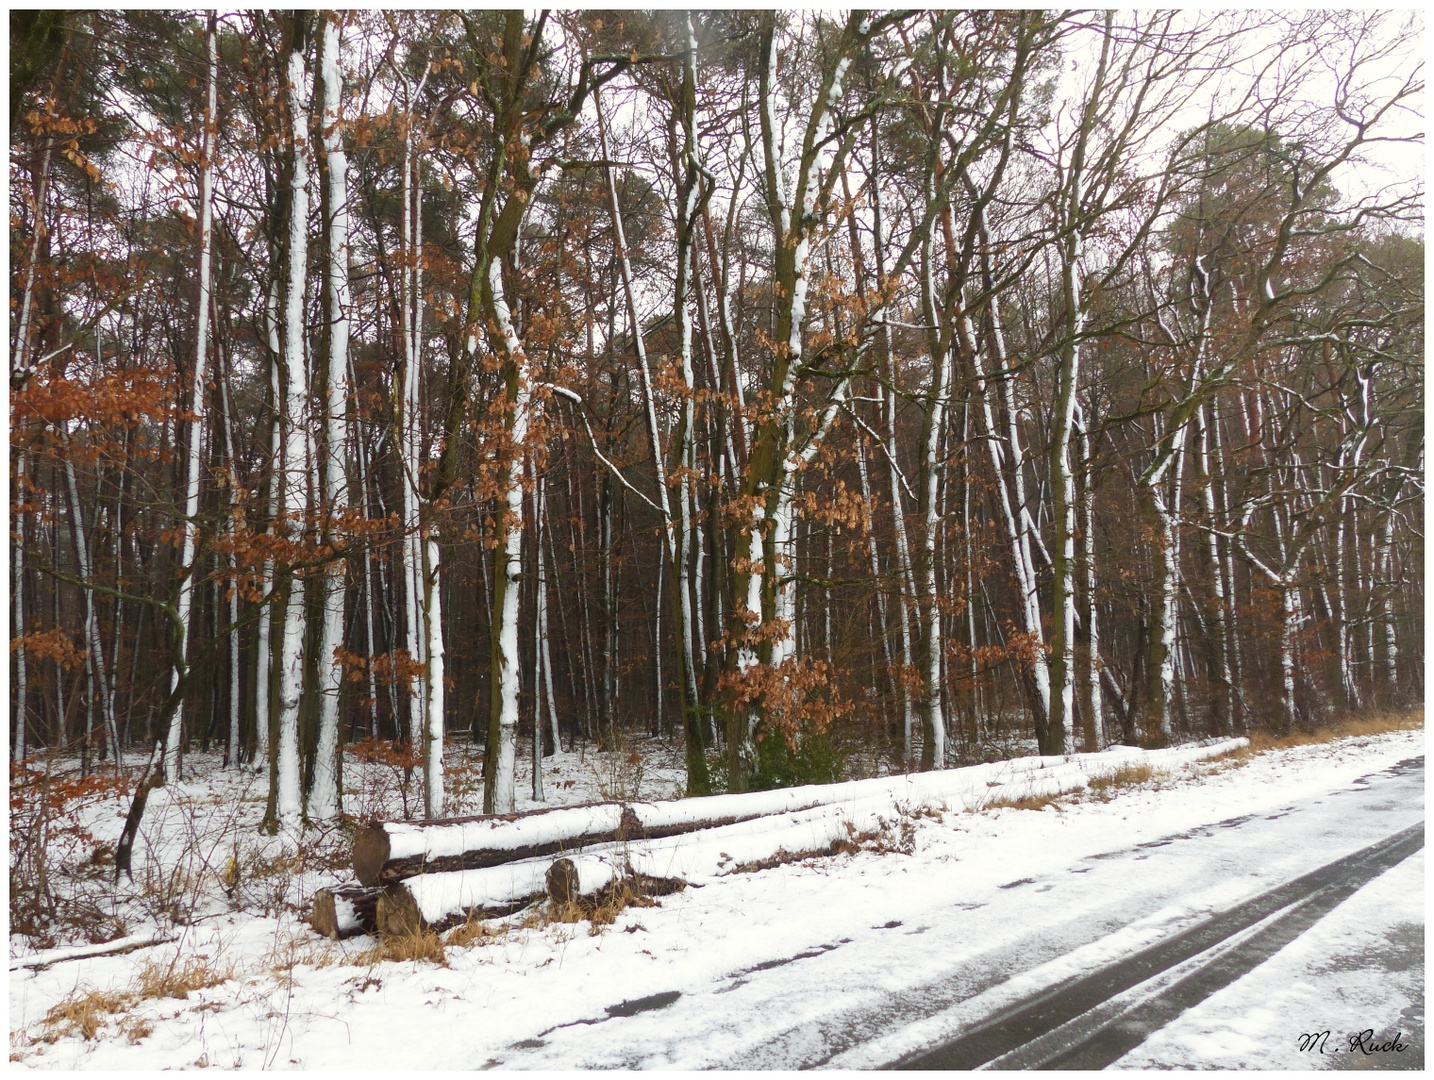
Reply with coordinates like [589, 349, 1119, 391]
[9, 9, 1424, 835]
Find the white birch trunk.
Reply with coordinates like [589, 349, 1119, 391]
[422, 535, 445, 816]
[538, 502, 559, 753]
[274, 39, 312, 830]
[1378, 510, 1398, 693]
[164, 17, 218, 779]
[309, 15, 349, 821]
[1079, 419, 1104, 750]
[855, 436, 896, 712]
[1195, 400, 1235, 732]
[254, 284, 281, 771]
[217, 336, 243, 766]
[490, 256, 528, 814]
[963, 297, 1051, 726]
[398, 108, 424, 749]
[13, 488, 26, 761]
[915, 230, 948, 770]
[11, 137, 52, 763]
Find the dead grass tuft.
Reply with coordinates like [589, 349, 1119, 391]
[533, 883, 660, 936]
[445, 917, 501, 948]
[353, 925, 447, 966]
[983, 791, 1065, 812]
[1088, 763, 1156, 799]
[136, 954, 232, 1000]
[40, 986, 130, 1042]
[118, 1015, 154, 1044]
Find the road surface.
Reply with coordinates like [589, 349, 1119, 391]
[487, 754, 1424, 1070]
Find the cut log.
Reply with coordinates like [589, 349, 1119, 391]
[375, 883, 424, 937]
[374, 856, 553, 934]
[545, 855, 615, 905]
[353, 802, 629, 886]
[310, 884, 382, 940]
[545, 855, 684, 906]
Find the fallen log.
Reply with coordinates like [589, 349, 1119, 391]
[353, 803, 630, 887]
[351, 765, 1041, 886]
[356, 739, 1249, 887]
[309, 884, 383, 940]
[9, 932, 177, 972]
[367, 739, 1251, 930]
[374, 856, 553, 934]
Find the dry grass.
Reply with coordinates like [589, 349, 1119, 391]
[1246, 708, 1422, 753]
[532, 883, 660, 936]
[41, 986, 130, 1042]
[1088, 763, 1157, 799]
[981, 791, 1065, 812]
[117, 1015, 155, 1045]
[1202, 709, 1422, 774]
[35, 949, 234, 1046]
[352, 925, 447, 966]
[136, 954, 232, 1000]
[445, 917, 501, 948]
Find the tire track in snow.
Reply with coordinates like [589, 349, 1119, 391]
[896, 817, 1424, 1070]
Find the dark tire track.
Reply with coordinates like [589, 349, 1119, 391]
[895, 821, 1424, 1070]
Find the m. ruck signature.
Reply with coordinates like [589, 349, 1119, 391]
[1298, 1029, 1410, 1055]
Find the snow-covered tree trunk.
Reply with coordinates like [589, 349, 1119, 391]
[669, 24, 714, 791]
[1195, 400, 1235, 733]
[164, 11, 218, 781]
[537, 482, 559, 753]
[963, 288, 1051, 732]
[1048, 16, 1114, 757]
[484, 255, 529, 814]
[308, 14, 350, 822]
[872, 178, 917, 767]
[727, 12, 880, 787]
[1078, 418, 1104, 750]
[1378, 509, 1398, 695]
[354, 411, 379, 737]
[11, 134, 52, 763]
[395, 72, 427, 754]
[915, 224, 949, 770]
[1140, 419, 1187, 749]
[1332, 494, 1359, 712]
[253, 284, 281, 772]
[13, 492, 27, 761]
[421, 533, 444, 816]
[854, 435, 897, 717]
[216, 339, 243, 766]
[272, 24, 312, 831]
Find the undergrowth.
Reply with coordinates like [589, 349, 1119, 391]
[33, 949, 233, 1046]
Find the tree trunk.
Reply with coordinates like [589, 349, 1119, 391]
[915, 223, 949, 770]
[164, 12, 219, 781]
[270, 22, 312, 832]
[309, 13, 350, 821]
[1078, 417, 1104, 750]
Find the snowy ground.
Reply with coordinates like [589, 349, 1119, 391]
[9, 725, 1423, 1069]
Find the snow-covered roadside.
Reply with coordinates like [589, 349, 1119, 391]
[1113, 848, 1424, 1070]
[9, 727, 1422, 1069]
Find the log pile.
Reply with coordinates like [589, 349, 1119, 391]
[310, 738, 1248, 938]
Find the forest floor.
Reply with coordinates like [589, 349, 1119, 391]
[8, 711, 1422, 1069]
